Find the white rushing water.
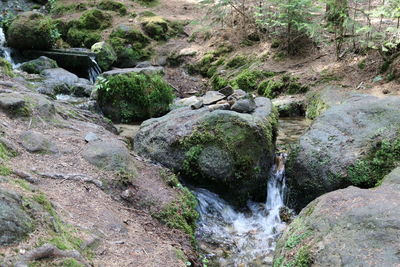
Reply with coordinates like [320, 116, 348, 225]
[0, 27, 20, 68]
[195, 154, 287, 266]
[88, 56, 102, 83]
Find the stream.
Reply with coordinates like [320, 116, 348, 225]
[194, 117, 309, 266]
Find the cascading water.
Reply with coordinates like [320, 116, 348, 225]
[0, 27, 20, 68]
[88, 56, 102, 83]
[195, 154, 287, 266]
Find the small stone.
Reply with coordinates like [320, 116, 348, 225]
[191, 99, 203, 109]
[20, 131, 58, 154]
[383, 89, 390, 94]
[136, 61, 152, 68]
[129, 19, 133, 22]
[227, 89, 247, 101]
[178, 48, 197, 57]
[218, 86, 234, 97]
[201, 91, 226, 105]
[208, 103, 230, 112]
[85, 132, 100, 143]
[231, 98, 256, 113]
[121, 189, 132, 200]
[175, 96, 199, 107]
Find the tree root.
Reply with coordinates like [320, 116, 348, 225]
[12, 243, 89, 267]
[13, 170, 39, 184]
[38, 172, 103, 188]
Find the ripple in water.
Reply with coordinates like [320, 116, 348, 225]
[195, 155, 287, 266]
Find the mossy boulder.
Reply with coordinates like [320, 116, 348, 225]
[7, 12, 59, 50]
[108, 24, 151, 67]
[286, 94, 400, 211]
[66, 28, 101, 48]
[97, 0, 127, 15]
[91, 42, 117, 71]
[20, 56, 58, 74]
[0, 190, 34, 246]
[96, 72, 175, 123]
[0, 58, 14, 77]
[140, 16, 169, 40]
[78, 9, 112, 30]
[134, 97, 278, 206]
[274, 168, 400, 266]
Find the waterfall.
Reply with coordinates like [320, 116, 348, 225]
[0, 27, 19, 68]
[88, 56, 102, 83]
[195, 153, 287, 266]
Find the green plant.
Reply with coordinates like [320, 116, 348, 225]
[97, 73, 175, 122]
[79, 9, 112, 30]
[233, 69, 263, 91]
[285, 232, 311, 249]
[347, 138, 400, 187]
[97, 0, 127, 15]
[0, 58, 15, 77]
[225, 55, 247, 68]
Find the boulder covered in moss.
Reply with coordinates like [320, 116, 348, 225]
[108, 24, 151, 67]
[140, 16, 169, 40]
[274, 168, 400, 267]
[91, 41, 117, 71]
[78, 9, 112, 30]
[96, 72, 174, 123]
[134, 97, 278, 206]
[7, 12, 58, 50]
[97, 0, 127, 15]
[286, 94, 400, 211]
[0, 190, 34, 246]
[20, 56, 58, 74]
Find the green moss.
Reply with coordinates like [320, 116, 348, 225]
[136, 0, 160, 8]
[210, 75, 229, 90]
[0, 164, 11, 176]
[225, 55, 247, 68]
[97, 73, 174, 122]
[66, 27, 101, 48]
[159, 170, 180, 187]
[188, 45, 232, 77]
[285, 232, 311, 249]
[7, 12, 59, 50]
[233, 69, 264, 91]
[153, 187, 199, 238]
[140, 16, 169, 40]
[97, 0, 127, 15]
[258, 79, 284, 98]
[139, 11, 157, 17]
[51, 3, 87, 15]
[358, 59, 366, 70]
[347, 138, 400, 187]
[58, 258, 85, 267]
[305, 93, 328, 120]
[78, 9, 112, 30]
[286, 246, 312, 267]
[12, 179, 32, 191]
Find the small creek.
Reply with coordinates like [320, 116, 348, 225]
[194, 117, 310, 266]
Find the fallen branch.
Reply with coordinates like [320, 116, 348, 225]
[38, 172, 103, 188]
[13, 243, 89, 267]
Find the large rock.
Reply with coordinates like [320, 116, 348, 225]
[7, 12, 57, 50]
[134, 97, 278, 206]
[0, 93, 27, 117]
[286, 95, 400, 210]
[19, 56, 58, 74]
[91, 41, 117, 71]
[102, 66, 164, 77]
[20, 130, 58, 154]
[83, 140, 137, 174]
[41, 68, 79, 86]
[0, 190, 33, 246]
[274, 168, 400, 267]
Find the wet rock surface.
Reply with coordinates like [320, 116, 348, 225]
[274, 168, 400, 267]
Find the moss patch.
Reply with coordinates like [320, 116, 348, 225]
[347, 137, 400, 187]
[153, 187, 199, 239]
[78, 9, 112, 30]
[258, 74, 308, 99]
[140, 16, 169, 40]
[97, 73, 175, 122]
[305, 92, 329, 120]
[97, 0, 127, 15]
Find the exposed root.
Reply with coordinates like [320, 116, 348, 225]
[38, 172, 103, 188]
[12, 243, 89, 267]
[12, 170, 39, 184]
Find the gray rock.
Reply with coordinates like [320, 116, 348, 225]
[227, 89, 247, 101]
[174, 96, 200, 108]
[20, 130, 58, 154]
[19, 56, 58, 74]
[274, 169, 400, 267]
[77, 78, 92, 85]
[0, 137, 19, 156]
[272, 95, 306, 117]
[72, 83, 94, 97]
[83, 140, 137, 174]
[134, 97, 278, 206]
[191, 99, 203, 109]
[286, 95, 400, 210]
[231, 98, 256, 113]
[0, 93, 26, 115]
[41, 68, 79, 86]
[201, 91, 226, 105]
[102, 66, 164, 77]
[0, 190, 33, 246]
[136, 61, 152, 68]
[85, 132, 100, 143]
[207, 103, 230, 112]
[218, 86, 234, 97]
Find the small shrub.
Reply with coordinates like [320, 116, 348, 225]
[97, 73, 175, 122]
[0, 58, 14, 77]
